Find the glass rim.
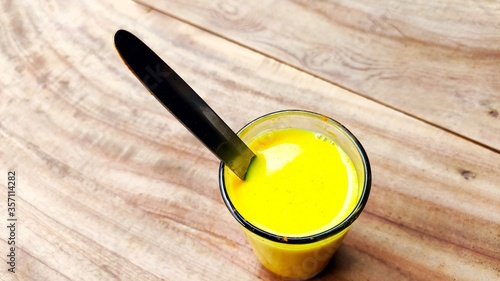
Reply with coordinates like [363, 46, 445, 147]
[218, 109, 371, 244]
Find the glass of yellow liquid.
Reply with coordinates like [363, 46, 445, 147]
[219, 110, 371, 280]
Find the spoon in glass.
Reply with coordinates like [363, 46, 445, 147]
[114, 29, 255, 179]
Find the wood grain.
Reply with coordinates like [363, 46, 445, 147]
[0, 0, 499, 280]
[137, 0, 500, 152]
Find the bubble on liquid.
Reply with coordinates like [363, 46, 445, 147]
[314, 133, 335, 145]
[314, 133, 327, 142]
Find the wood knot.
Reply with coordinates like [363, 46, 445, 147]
[460, 170, 476, 180]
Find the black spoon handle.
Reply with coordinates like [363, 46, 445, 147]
[114, 29, 255, 179]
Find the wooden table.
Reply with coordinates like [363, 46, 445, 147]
[1, 0, 499, 280]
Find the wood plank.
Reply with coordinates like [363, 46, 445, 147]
[137, 0, 500, 151]
[0, 0, 499, 280]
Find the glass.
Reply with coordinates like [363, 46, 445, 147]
[219, 110, 371, 280]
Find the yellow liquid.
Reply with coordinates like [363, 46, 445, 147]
[225, 128, 359, 237]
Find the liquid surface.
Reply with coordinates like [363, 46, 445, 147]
[224, 128, 358, 237]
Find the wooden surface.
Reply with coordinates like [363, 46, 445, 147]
[0, 0, 499, 280]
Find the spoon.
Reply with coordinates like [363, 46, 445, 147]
[114, 29, 255, 179]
